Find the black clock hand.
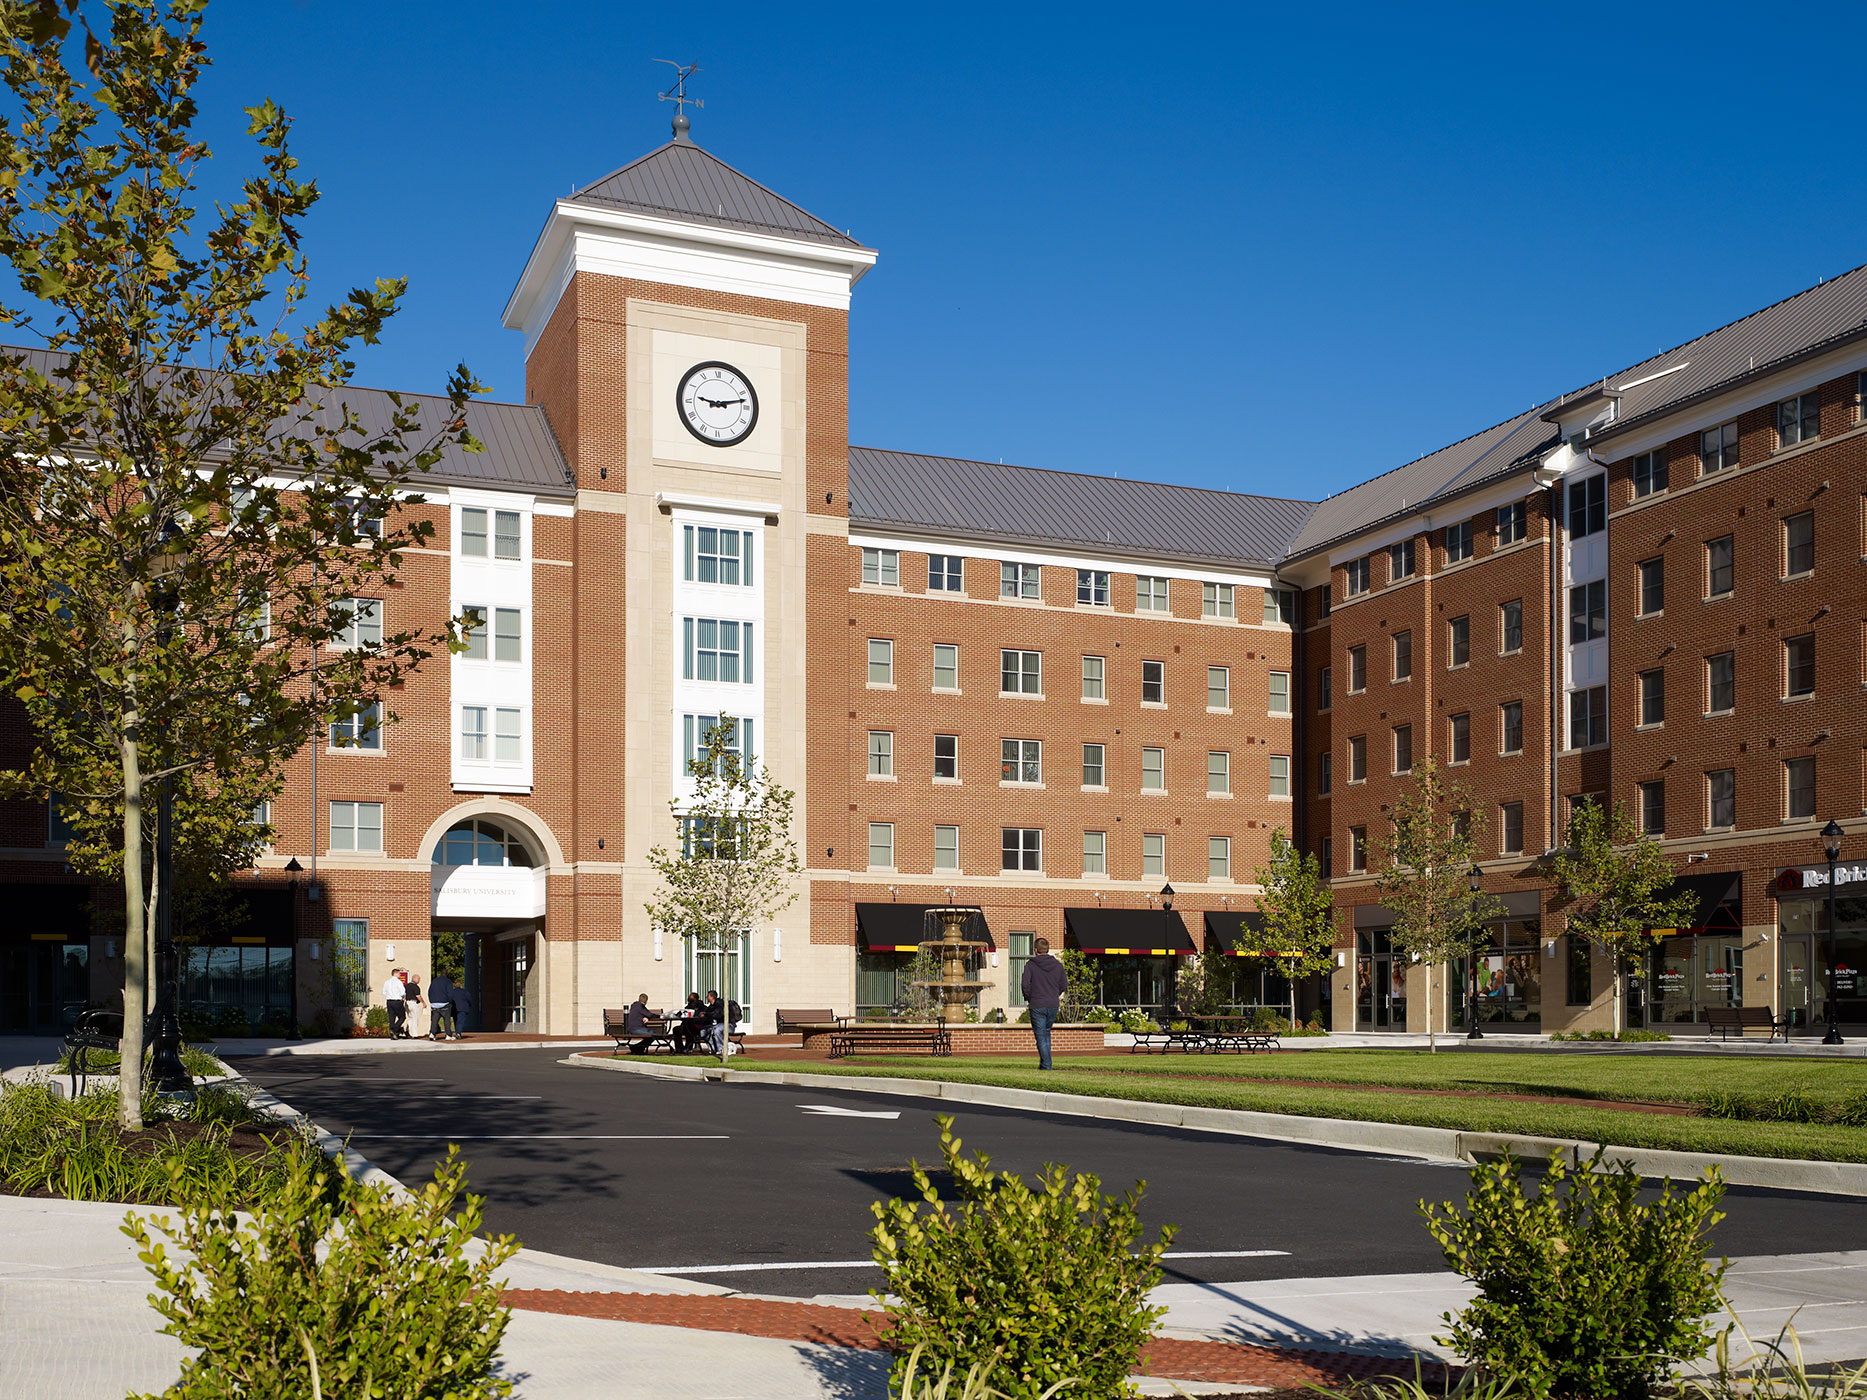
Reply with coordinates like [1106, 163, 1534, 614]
[699, 396, 745, 408]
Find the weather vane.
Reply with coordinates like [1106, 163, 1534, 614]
[655, 60, 703, 139]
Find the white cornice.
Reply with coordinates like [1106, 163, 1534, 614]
[655, 491, 781, 519]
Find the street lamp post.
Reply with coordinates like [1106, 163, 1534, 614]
[1466, 864, 1485, 1040]
[1821, 820, 1846, 1046]
[147, 529, 192, 1094]
[1159, 883, 1176, 1021]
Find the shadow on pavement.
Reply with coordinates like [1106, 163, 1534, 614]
[797, 1340, 891, 1400]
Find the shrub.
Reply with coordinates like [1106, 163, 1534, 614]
[1834, 1092, 1867, 1128]
[1421, 1148, 1727, 1400]
[1114, 1009, 1158, 1035]
[212, 1005, 252, 1038]
[1678, 1319, 1867, 1400]
[127, 1148, 517, 1400]
[362, 1005, 389, 1036]
[870, 1115, 1173, 1400]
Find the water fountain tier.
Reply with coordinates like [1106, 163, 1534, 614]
[910, 905, 991, 1025]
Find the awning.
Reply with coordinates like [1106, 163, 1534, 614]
[1204, 910, 1267, 956]
[854, 904, 994, 952]
[1649, 872, 1743, 936]
[1063, 907, 1196, 955]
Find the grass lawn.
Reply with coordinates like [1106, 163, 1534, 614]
[629, 1049, 1867, 1163]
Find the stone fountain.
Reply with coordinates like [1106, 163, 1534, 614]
[912, 906, 990, 1024]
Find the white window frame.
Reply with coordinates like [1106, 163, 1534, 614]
[1208, 749, 1231, 795]
[1001, 737, 1042, 785]
[1136, 575, 1169, 612]
[1141, 746, 1165, 791]
[868, 822, 895, 870]
[1001, 648, 1042, 696]
[330, 800, 384, 854]
[934, 824, 960, 871]
[1207, 665, 1230, 711]
[933, 643, 959, 691]
[1268, 670, 1290, 714]
[868, 730, 894, 777]
[861, 546, 899, 587]
[1142, 831, 1166, 877]
[1082, 654, 1106, 700]
[1000, 561, 1040, 600]
[1202, 581, 1234, 618]
[1082, 830, 1106, 876]
[868, 638, 894, 686]
[1208, 836, 1231, 882]
[1076, 569, 1110, 607]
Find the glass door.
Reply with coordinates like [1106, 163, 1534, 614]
[1780, 934, 1814, 1030]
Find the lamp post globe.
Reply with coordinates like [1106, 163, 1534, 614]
[1466, 863, 1486, 1040]
[1820, 820, 1846, 1046]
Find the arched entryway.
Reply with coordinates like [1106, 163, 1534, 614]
[423, 802, 561, 1033]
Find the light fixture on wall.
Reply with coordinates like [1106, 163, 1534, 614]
[384, 944, 396, 962]
[653, 929, 664, 961]
[772, 929, 782, 963]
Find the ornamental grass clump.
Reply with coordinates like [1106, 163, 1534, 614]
[127, 1147, 517, 1400]
[870, 1115, 1174, 1400]
[1421, 1148, 1728, 1400]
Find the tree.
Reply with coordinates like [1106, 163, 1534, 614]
[644, 716, 800, 1061]
[1547, 800, 1697, 1035]
[1375, 758, 1505, 1052]
[1247, 828, 1339, 1028]
[0, 1, 479, 1126]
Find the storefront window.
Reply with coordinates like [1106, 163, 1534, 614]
[1777, 894, 1867, 1028]
[181, 944, 292, 1030]
[1459, 920, 1542, 1025]
[1095, 955, 1171, 1016]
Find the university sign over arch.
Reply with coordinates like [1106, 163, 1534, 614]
[421, 799, 563, 920]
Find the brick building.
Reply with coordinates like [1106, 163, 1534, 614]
[2, 120, 1864, 1038]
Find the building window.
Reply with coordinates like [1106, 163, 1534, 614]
[684, 617, 754, 683]
[1344, 557, 1370, 596]
[331, 918, 369, 1006]
[868, 731, 893, 777]
[1347, 644, 1367, 692]
[1393, 724, 1413, 774]
[1202, 582, 1234, 618]
[1444, 519, 1473, 564]
[1501, 700, 1523, 755]
[1002, 827, 1041, 872]
[1700, 420, 1739, 475]
[1448, 615, 1469, 668]
[1784, 511, 1814, 577]
[464, 507, 524, 562]
[1001, 738, 1041, 785]
[934, 825, 959, 870]
[1448, 712, 1469, 764]
[934, 734, 958, 780]
[1141, 747, 1165, 791]
[1786, 757, 1816, 821]
[929, 554, 963, 591]
[868, 822, 894, 869]
[933, 643, 958, 691]
[998, 561, 1038, 599]
[1320, 837, 1333, 875]
[861, 547, 899, 587]
[1317, 665, 1331, 711]
[1638, 558, 1664, 616]
[1077, 569, 1110, 606]
[1569, 686, 1606, 749]
[1639, 780, 1665, 837]
[1082, 654, 1105, 700]
[1566, 475, 1606, 539]
[1706, 535, 1734, 599]
[459, 605, 520, 662]
[1388, 538, 1416, 581]
[1569, 580, 1606, 644]
[1779, 391, 1820, 448]
[1268, 671, 1290, 714]
[1632, 450, 1668, 498]
[460, 706, 487, 761]
[330, 800, 383, 854]
[1208, 665, 1230, 710]
[868, 638, 893, 685]
[1449, 809, 1471, 843]
[1639, 668, 1665, 726]
[1209, 836, 1232, 881]
[681, 714, 750, 775]
[1785, 634, 1815, 698]
[1500, 600, 1523, 654]
[1348, 734, 1367, 783]
[1082, 742, 1105, 787]
[1497, 501, 1527, 546]
[1137, 575, 1169, 611]
[1319, 585, 1331, 618]
[683, 524, 750, 583]
[1707, 769, 1736, 830]
[1211, 750, 1232, 795]
[1001, 648, 1041, 695]
[1349, 826, 1368, 871]
[1707, 651, 1735, 713]
[1142, 832, 1166, 876]
[1082, 831, 1106, 876]
[1392, 630, 1412, 682]
[331, 597, 382, 650]
[331, 701, 382, 751]
[1262, 586, 1297, 625]
[1262, 754, 1287, 800]
[1141, 659, 1165, 705]
[1319, 751, 1333, 795]
[1500, 802, 1523, 856]
[1567, 938, 1592, 1006]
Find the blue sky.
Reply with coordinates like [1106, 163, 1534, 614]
[186, 3, 1867, 504]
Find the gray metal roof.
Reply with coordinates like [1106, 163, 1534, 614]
[849, 446, 1316, 570]
[568, 138, 864, 249]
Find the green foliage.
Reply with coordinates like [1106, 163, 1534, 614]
[362, 1005, 389, 1035]
[1315, 1356, 1525, 1400]
[1698, 1089, 1852, 1125]
[126, 1148, 517, 1400]
[431, 927, 466, 984]
[870, 1115, 1174, 1400]
[894, 1345, 1077, 1400]
[1549, 1029, 1671, 1042]
[1422, 1149, 1728, 1399]
[1250, 828, 1341, 987]
[1834, 1092, 1867, 1128]
[54, 1044, 223, 1078]
[1056, 947, 1099, 1018]
[1679, 1319, 1867, 1400]
[1114, 1009, 1159, 1034]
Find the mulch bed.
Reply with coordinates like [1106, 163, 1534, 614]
[497, 1289, 1451, 1388]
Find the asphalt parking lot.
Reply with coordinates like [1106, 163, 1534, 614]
[245, 1048, 1867, 1300]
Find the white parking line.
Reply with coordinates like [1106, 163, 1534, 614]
[354, 1134, 729, 1141]
[1162, 1250, 1291, 1259]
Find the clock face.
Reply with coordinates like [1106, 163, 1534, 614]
[676, 361, 759, 447]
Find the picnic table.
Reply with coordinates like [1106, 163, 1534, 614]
[1127, 1017, 1281, 1054]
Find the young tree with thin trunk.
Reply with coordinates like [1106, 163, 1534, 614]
[1247, 828, 1338, 1028]
[1547, 799, 1697, 1035]
[0, 1, 478, 1126]
[1375, 758, 1505, 1052]
[644, 716, 800, 1063]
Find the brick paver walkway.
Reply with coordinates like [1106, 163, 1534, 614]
[498, 1289, 1448, 1387]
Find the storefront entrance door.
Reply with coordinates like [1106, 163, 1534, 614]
[1780, 935, 1815, 1031]
[0, 939, 89, 1033]
[1356, 930, 1406, 1029]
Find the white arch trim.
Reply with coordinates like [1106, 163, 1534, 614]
[418, 798, 568, 872]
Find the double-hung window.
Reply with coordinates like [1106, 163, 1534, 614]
[682, 715, 750, 774]
[860, 547, 898, 587]
[1392, 724, 1413, 774]
[1638, 558, 1664, 616]
[1569, 686, 1606, 749]
[1344, 557, 1370, 597]
[1208, 750, 1231, 795]
[1639, 668, 1665, 726]
[868, 638, 893, 685]
[1500, 700, 1523, 755]
[1500, 803, 1524, 856]
[1566, 475, 1605, 539]
[1208, 665, 1230, 710]
[1001, 648, 1041, 695]
[1392, 630, 1412, 681]
[1444, 519, 1473, 564]
[1706, 536, 1734, 598]
[1497, 501, 1526, 545]
[1076, 569, 1110, 606]
[332, 598, 382, 650]
[1779, 391, 1820, 447]
[1002, 827, 1041, 872]
[1786, 757, 1816, 821]
[1707, 769, 1736, 830]
[928, 554, 963, 591]
[330, 800, 383, 854]
[933, 643, 958, 690]
[683, 618, 753, 683]
[1707, 651, 1735, 713]
[934, 825, 959, 870]
[1136, 575, 1169, 611]
[1000, 561, 1040, 599]
[1082, 831, 1106, 875]
[683, 524, 751, 583]
[1347, 644, 1366, 692]
[1639, 780, 1666, 837]
[1082, 743, 1105, 787]
[934, 734, 958, 780]
[1081, 654, 1105, 700]
[1349, 826, 1368, 871]
[1569, 580, 1606, 643]
[1448, 615, 1470, 667]
[1388, 538, 1416, 581]
[869, 823, 895, 869]
[868, 730, 893, 777]
[1632, 450, 1668, 498]
[1267, 754, 1289, 798]
[1448, 712, 1469, 764]
[1141, 747, 1165, 791]
[1142, 832, 1165, 876]
[331, 702, 382, 751]
[463, 507, 523, 561]
[1784, 512, 1814, 577]
[1202, 581, 1234, 618]
[1141, 659, 1165, 704]
[1348, 734, 1367, 782]
[1500, 600, 1523, 654]
[1785, 634, 1815, 698]
[1268, 671, 1290, 714]
[1001, 738, 1041, 785]
[1700, 420, 1738, 475]
[1209, 837, 1232, 881]
[1262, 586, 1297, 624]
[1319, 752, 1333, 795]
[464, 606, 523, 662]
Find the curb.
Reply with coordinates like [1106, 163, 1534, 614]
[561, 1053, 1867, 1197]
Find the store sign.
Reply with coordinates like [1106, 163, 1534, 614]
[1772, 863, 1867, 894]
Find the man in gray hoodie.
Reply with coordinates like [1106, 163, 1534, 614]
[1019, 937, 1070, 1070]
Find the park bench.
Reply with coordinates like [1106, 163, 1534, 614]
[1128, 1027, 1208, 1054]
[1704, 1005, 1789, 1042]
[827, 1022, 951, 1058]
[774, 1007, 836, 1037]
[1191, 1017, 1282, 1054]
[62, 1008, 124, 1096]
[603, 1007, 677, 1055]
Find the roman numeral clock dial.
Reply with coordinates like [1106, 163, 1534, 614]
[676, 361, 759, 447]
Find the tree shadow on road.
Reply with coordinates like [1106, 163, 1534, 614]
[796, 1340, 891, 1400]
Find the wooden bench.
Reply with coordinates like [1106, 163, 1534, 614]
[1704, 1005, 1789, 1042]
[775, 1007, 836, 1037]
[827, 1022, 952, 1058]
[603, 1007, 679, 1055]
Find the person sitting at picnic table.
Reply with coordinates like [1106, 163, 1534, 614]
[672, 992, 705, 1053]
[702, 989, 742, 1055]
[622, 993, 658, 1054]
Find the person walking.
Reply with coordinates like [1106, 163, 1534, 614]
[380, 968, 407, 1039]
[1020, 937, 1068, 1070]
[404, 973, 427, 1040]
[427, 971, 457, 1040]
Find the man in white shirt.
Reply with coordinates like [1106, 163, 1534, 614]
[381, 968, 407, 1039]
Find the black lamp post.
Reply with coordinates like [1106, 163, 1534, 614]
[147, 526, 193, 1094]
[1821, 819, 1846, 1046]
[1159, 883, 1176, 1020]
[1466, 863, 1486, 1040]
